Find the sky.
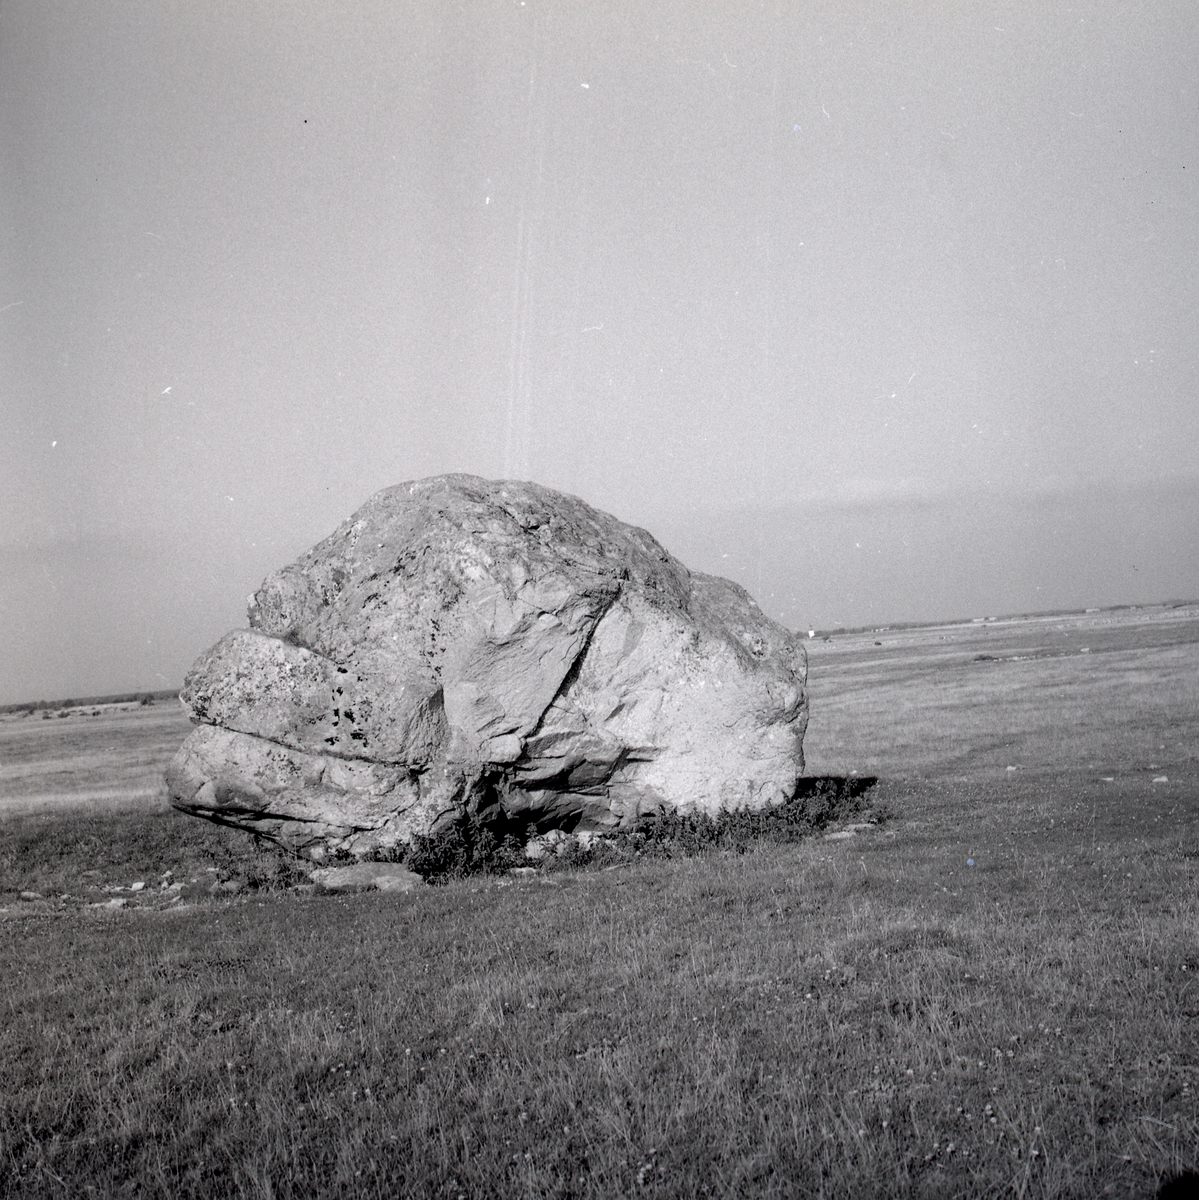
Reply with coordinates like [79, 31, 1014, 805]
[1, 0, 1197, 704]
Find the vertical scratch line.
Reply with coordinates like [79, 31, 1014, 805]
[755, 7, 783, 602]
[504, 14, 541, 481]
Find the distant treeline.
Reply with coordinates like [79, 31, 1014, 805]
[0, 689, 180, 715]
[808, 599, 1196, 640]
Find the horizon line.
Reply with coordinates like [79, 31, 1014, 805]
[4, 599, 1194, 712]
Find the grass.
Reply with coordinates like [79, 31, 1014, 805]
[800, 605, 1199, 782]
[0, 703, 190, 817]
[2, 605, 1198, 1197]
[0, 806, 308, 904]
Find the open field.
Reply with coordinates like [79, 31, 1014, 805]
[803, 603, 1199, 783]
[2, 604, 1198, 1197]
[0, 701, 190, 818]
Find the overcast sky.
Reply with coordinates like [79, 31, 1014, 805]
[2, 0, 1197, 704]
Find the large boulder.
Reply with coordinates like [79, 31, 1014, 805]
[166, 475, 808, 859]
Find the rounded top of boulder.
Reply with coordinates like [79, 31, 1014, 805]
[247, 474, 796, 678]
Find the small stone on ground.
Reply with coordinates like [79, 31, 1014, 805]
[310, 863, 424, 894]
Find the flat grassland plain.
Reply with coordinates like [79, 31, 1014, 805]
[2, 605, 1198, 1199]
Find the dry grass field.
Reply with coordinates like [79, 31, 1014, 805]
[2, 604, 1198, 1198]
[0, 701, 190, 818]
[803, 605, 1199, 783]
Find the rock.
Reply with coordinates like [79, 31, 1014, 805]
[525, 829, 569, 860]
[310, 863, 424, 894]
[174, 880, 215, 902]
[574, 831, 610, 851]
[167, 474, 808, 859]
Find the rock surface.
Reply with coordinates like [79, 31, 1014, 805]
[310, 863, 424, 894]
[167, 474, 808, 858]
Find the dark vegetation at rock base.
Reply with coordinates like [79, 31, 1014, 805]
[390, 775, 881, 884]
